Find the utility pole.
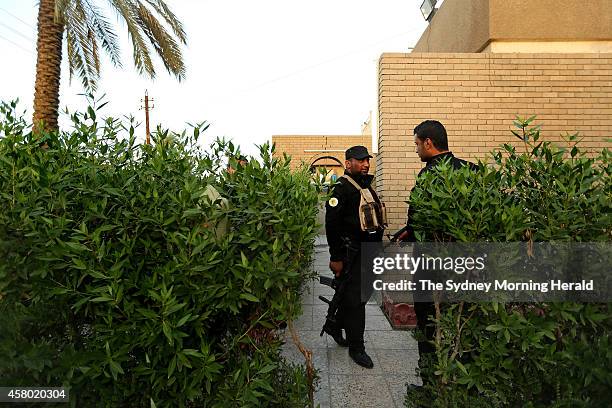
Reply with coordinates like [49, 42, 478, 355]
[140, 90, 154, 144]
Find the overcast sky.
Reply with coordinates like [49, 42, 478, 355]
[0, 0, 429, 156]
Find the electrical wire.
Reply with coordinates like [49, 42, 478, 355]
[0, 7, 34, 29]
[0, 32, 33, 54]
[217, 29, 419, 102]
[0, 21, 34, 42]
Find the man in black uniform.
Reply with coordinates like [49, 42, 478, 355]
[324, 145, 384, 368]
[396, 120, 476, 378]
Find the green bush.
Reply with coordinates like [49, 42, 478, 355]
[0, 100, 320, 407]
[406, 117, 611, 407]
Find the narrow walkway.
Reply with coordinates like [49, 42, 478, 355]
[281, 236, 422, 408]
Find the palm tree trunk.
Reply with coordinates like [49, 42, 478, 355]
[32, 0, 64, 133]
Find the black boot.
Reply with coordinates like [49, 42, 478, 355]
[349, 348, 374, 369]
[322, 324, 348, 347]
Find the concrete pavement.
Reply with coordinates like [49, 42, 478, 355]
[281, 237, 422, 408]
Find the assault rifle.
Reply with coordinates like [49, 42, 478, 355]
[318, 238, 360, 337]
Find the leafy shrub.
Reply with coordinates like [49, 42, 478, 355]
[0, 100, 320, 407]
[405, 117, 611, 407]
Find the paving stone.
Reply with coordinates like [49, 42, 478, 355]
[314, 375, 332, 408]
[294, 238, 422, 407]
[315, 236, 328, 247]
[329, 374, 395, 408]
[281, 344, 330, 376]
[314, 284, 334, 297]
[366, 331, 418, 350]
[386, 375, 421, 408]
[365, 314, 393, 331]
[300, 285, 316, 305]
[301, 292, 316, 305]
[292, 305, 314, 331]
[374, 349, 419, 376]
[282, 329, 329, 349]
[366, 304, 385, 317]
[312, 305, 331, 329]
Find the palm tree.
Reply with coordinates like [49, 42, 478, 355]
[33, 0, 187, 132]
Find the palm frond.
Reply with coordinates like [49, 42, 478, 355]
[54, 0, 186, 88]
[134, 1, 185, 80]
[64, 0, 100, 91]
[54, 0, 71, 24]
[76, 0, 101, 74]
[83, 0, 122, 68]
[143, 0, 187, 44]
[109, 0, 155, 78]
[66, 19, 98, 91]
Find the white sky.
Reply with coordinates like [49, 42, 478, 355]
[0, 0, 429, 156]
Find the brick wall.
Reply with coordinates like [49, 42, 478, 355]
[271, 135, 375, 174]
[377, 53, 612, 231]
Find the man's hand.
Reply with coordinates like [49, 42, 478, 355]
[395, 230, 410, 242]
[329, 261, 344, 278]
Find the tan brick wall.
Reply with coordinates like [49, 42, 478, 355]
[271, 135, 376, 176]
[377, 52, 612, 232]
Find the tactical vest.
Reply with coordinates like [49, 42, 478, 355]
[341, 175, 388, 233]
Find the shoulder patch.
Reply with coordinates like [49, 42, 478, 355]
[328, 197, 339, 207]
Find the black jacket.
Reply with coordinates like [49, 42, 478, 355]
[325, 172, 384, 261]
[405, 152, 477, 239]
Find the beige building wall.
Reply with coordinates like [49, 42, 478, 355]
[271, 135, 376, 177]
[377, 53, 612, 231]
[414, 0, 612, 53]
[482, 41, 612, 54]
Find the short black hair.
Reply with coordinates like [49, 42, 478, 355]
[414, 120, 448, 151]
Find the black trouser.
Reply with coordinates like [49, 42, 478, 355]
[336, 299, 366, 351]
[414, 300, 436, 366]
[336, 250, 373, 352]
[414, 257, 436, 376]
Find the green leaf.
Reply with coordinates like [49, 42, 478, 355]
[192, 242, 206, 256]
[168, 355, 177, 378]
[108, 360, 124, 380]
[72, 258, 87, 270]
[91, 296, 113, 302]
[183, 349, 202, 358]
[455, 360, 468, 375]
[258, 363, 277, 374]
[66, 242, 89, 252]
[177, 313, 191, 327]
[240, 293, 259, 302]
[182, 208, 201, 218]
[162, 321, 174, 345]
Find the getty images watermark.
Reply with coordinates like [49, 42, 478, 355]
[359, 242, 611, 302]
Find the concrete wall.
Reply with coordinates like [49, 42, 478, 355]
[413, 0, 612, 53]
[377, 52, 612, 231]
[414, 0, 490, 53]
[490, 0, 612, 42]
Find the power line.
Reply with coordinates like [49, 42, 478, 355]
[218, 29, 419, 101]
[0, 33, 33, 54]
[0, 21, 34, 42]
[0, 7, 34, 29]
